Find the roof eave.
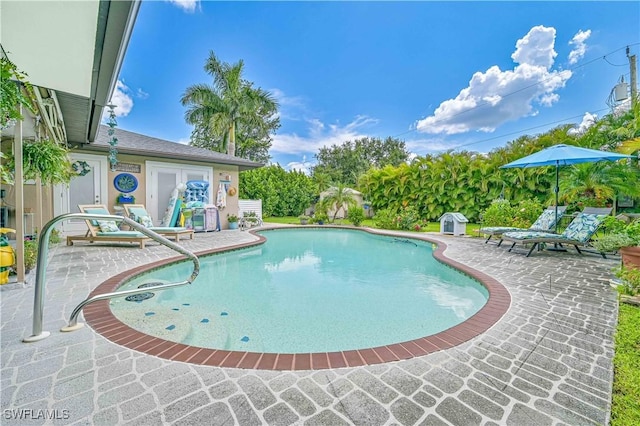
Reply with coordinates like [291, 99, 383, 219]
[86, 0, 141, 143]
[77, 145, 264, 171]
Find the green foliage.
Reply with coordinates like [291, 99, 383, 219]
[347, 206, 365, 226]
[49, 228, 62, 245]
[313, 137, 409, 186]
[319, 184, 358, 222]
[373, 208, 398, 229]
[481, 200, 516, 227]
[511, 199, 544, 228]
[611, 303, 640, 425]
[227, 214, 239, 223]
[239, 165, 315, 217]
[181, 51, 279, 160]
[594, 218, 640, 252]
[1, 57, 36, 128]
[615, 266, 640, 296]
[5, 139, 72, 185]
[372, 205, 423, 231]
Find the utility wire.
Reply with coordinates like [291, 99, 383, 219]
[443, 107, 610, 151]
[394, 43, 639, 140]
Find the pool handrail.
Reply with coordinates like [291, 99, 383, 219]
[23, 213, 200, 342]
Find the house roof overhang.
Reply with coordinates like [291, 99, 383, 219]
[81, 126, 264, 171]
[0, 0, 140, 144]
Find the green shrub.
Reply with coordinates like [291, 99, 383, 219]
[481, 199, 516, 227]
[615, 266, 640, 296]
[373, 209, 397, 229]
[512, 199, 544, 228]
[347, 206, 365, 226]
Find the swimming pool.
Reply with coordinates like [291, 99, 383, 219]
[110, 228, 490, 354]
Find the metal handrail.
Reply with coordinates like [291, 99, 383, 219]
[23, 213, 200, 342]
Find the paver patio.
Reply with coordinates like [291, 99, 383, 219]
[1, 227, 619, 425]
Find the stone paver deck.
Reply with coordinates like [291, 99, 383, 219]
[1, 227, 619, 425]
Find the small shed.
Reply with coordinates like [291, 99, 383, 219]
[439, 212, 469, 236]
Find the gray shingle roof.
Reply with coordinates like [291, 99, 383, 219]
[88, 125, 263, 171]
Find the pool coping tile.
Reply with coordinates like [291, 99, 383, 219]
[82, 228, 511, 370]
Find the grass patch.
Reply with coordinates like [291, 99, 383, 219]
[264, 216, 481, 236]
[611, 302, 640, 425]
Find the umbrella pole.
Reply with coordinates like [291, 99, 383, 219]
[554, 163, 559, 232]
[548, 162, 567, 251]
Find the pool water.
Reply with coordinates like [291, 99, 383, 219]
[110, 228, 489, 353]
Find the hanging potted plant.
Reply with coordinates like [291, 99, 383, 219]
[1, 57, 36, 130]
[5, 139, 73, 185]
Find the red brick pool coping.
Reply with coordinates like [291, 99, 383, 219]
[83, 227, 511, 370]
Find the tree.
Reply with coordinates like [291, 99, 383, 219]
[313, 136, 409, 186]
[558, 162, 640, 207]
[239, 165, 316, 217]
[319, 183, 358, 222]
[181, 51, 279, 159]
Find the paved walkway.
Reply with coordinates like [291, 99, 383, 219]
[1, 227, 619, 425]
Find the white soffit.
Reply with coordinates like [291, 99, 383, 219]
[0, 0, 100, 97]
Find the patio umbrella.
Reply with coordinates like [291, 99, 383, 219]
[500, 144, 634, 231]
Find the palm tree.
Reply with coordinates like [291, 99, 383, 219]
[319, 183, 358, 222]
[181, 51, 277, 156]
[558, 162, 640, 207]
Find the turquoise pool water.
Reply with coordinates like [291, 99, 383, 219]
[110, 228, 489, 353]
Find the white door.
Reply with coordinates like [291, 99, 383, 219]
[146, 162, 213, 225]
[54, 154, 107, 233]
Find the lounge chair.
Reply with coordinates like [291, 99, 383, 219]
[479, 206, 567, 246]
[124, 204, 194, 242]
[67, 205, 150, 249]
[501, 212, 606, 257]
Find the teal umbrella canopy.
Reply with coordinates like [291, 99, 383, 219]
[500, 144, 632, 169]
[500, 144, 634, 231]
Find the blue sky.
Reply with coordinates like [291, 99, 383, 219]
[112, 1, 640, 172]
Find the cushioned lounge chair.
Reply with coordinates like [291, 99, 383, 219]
[124, 204, 194, 242]
[479, 206, 567, 246]
[501, 212, 606, 257]
[67, 205, 150, 249]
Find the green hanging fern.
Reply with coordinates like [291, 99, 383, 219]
[5, 139, 72, 185]
[1, 57, 36, 128]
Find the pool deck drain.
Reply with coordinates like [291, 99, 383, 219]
[1, 226, 618, 425]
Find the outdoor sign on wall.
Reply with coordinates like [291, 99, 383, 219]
[115, 163, 142, 173]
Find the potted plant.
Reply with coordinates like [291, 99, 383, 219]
[314, 212, 328, 225]
[227, 214, 239, 230]
[593, 216, 640, 269]
[298, 215, 310, 225]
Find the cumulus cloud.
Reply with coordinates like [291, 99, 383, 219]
[416, 25, 572, 136]
[271, 115, 377, 155]
[167, 0, 199, 13]
[107, 80, 134, 118]
[568, 29, 591, 65]
[568, 112, 597, 135]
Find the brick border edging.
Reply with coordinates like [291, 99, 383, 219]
[83, 227, 511, 370]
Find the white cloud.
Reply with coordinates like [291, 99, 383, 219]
[271, 115, 377, 155]
[416, 25, 572, 136]
[177, 137, 191, 145]
[568, 112, 598, 135]
[568, 29, 591, 65]
[167, 0, 199, 13]
[107, 80, 134, 118]
[287, 155, 314, 175]
[136, 88, 149, 100]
